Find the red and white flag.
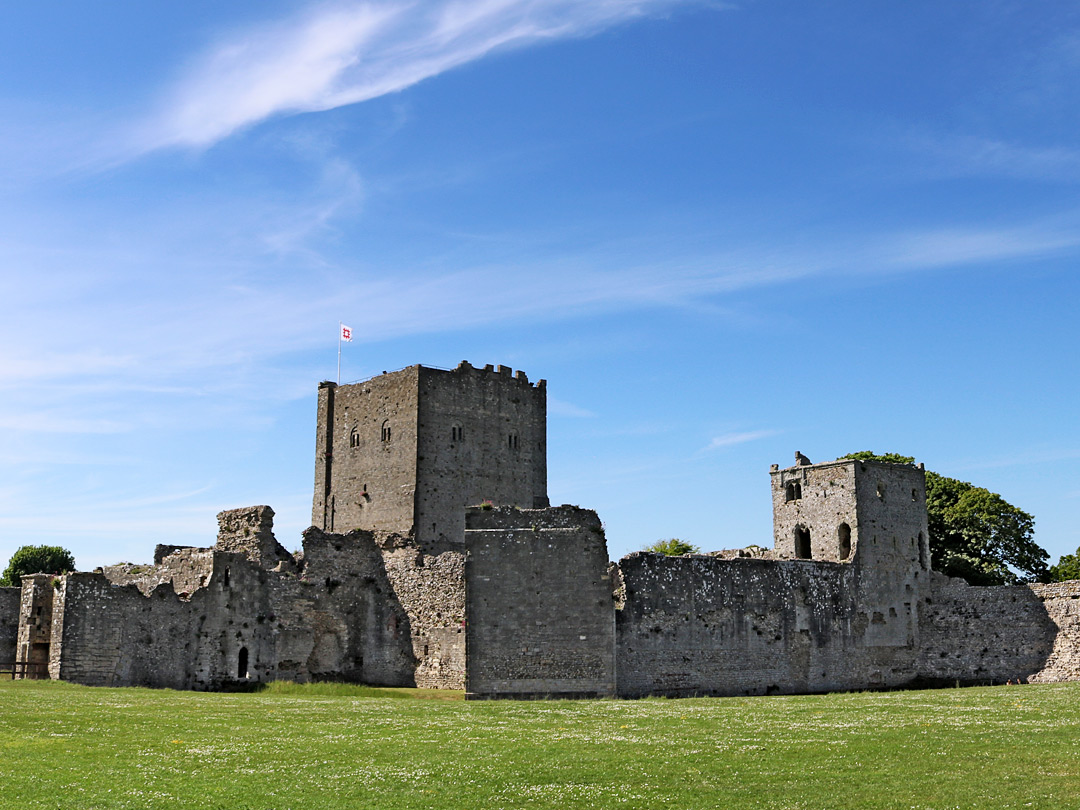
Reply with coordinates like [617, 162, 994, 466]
[340, 324, 353, 342]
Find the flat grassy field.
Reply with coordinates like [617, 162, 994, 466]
[1, 680, 1078, 810]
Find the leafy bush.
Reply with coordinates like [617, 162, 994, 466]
[644, 538, 700, 556]
[1, 546, 76, 587]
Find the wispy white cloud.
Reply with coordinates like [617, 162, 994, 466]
[880, 220, 1080, 270]
[547, 396, 597, 418]
[705, 429, 776, 451]
[5, 208, 1079, 407]
[0, 412, 132, 434]
[903, 131, 1080, 183]
[135, 0, 707, 153]
[947, 448, 1080, 473]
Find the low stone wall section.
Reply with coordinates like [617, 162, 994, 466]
[464, 506, 615, 699]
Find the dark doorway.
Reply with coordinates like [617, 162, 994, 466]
[795, 527, 811, 559]
[238, 646, 249, 679]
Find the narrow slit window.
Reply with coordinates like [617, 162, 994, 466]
[381, 420, 392, 442]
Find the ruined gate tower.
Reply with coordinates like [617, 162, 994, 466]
[312, 361, 549, 550]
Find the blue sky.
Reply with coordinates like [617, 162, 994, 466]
[1, 0, 1078, 570]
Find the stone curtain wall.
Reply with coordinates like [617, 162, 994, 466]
[464, 506, 615, 699]
[917, 575, 1079, 685]
[0, 587, 19, 664]
[616, 554, 873, 697]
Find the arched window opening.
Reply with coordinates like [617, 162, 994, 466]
[451, 425, 463, 443]
[381, 420, 392, 442]
[918, 531, 927, 568]
[838, 523, 852, 561]
[237, 646, 249, 679]
[795, 526, 811, 559]
[785, 481, 802, 502]
[350, 427, 360, 448]
[876, 482, 886, 500]
[223, 566, 230, 588]
[508, 432, 519, 451]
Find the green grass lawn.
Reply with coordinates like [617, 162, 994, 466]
[1, 680, 1077, 810]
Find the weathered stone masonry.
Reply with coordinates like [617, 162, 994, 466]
[6, 362, 1080, 698]
[464, 506, 615, 699]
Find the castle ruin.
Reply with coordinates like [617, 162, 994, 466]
[3, 361, 1079, 697]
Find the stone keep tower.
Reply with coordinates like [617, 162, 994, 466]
[312, 362, 548, 549]
[770, 453, 930, 572]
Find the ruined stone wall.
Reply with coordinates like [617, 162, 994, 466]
[0, 587, 19, 664]
[1028, 581, 1080, 682]
[291, 527, 417, 686]
[215, 506, 295, 570]
[414, 363, 548, 550]
[464, 506, 615, 699]
[381, 545, 466, 689]
[917, 574, 1070, 685]
[45, 554, 280, 689]
[312, 368, 421, 535]
[48, 573, 197, 688]
[103, 547, 214, 596]
[54, 509, 291, 688]
[41, 502, 459, 691]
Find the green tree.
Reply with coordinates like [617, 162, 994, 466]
[1049, 549, 1080, 582]
[0, 546, 75, 586]
[844, 452, 1047, 586]
[644, 538, 701, 556]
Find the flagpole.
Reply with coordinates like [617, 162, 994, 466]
[337, 322, 342, 384]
